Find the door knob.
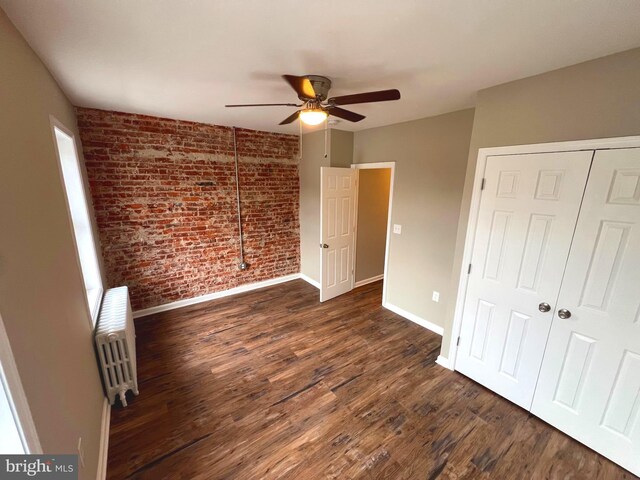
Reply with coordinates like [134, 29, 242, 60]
[320, 243, 329, 249]
[558, 309, 572, 319]
[538, 302, 551, 313]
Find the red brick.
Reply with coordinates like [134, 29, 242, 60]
[77, 107, 300, 310]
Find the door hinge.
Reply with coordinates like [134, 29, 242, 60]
[480, 178, 486, 190]
[457, 336, 461, 346]
[467, 264, 472, 274]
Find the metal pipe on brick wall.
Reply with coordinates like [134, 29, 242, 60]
[232, 127, 248, 271]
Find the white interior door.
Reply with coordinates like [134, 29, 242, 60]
[531, 148, 640, 476]
[456, 151, 593, 409]
[320, 167, 356, 302]
[0, 311, 39, 454]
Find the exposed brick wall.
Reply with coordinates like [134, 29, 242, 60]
[76, 107, 300, 311]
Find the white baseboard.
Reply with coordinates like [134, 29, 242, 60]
[133, 273, 301, 318]
[436, 355, 453, 370]
[299, 273, 320, 289]
[354, 274, 384, 288]
[383, 302, 444, 336]
[96, 397, 110, 480]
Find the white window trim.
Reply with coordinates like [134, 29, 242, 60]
[0, 311, 42, 454]
[50, 116, 103, 327]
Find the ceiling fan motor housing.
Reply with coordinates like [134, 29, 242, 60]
[304, 75, 332, 101]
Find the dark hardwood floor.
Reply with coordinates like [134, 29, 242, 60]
[107, 280, 636, 479]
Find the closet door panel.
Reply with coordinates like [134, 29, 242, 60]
[532, 147, 640, 477]
[456, 151, 593, 409]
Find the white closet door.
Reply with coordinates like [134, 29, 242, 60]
[456, 151, 593, 409]
[531, 148, 640, 476]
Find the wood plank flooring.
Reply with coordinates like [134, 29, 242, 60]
[107, 280, 636, 479]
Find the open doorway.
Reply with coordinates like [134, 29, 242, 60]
[318, 162, 395, 303]
[353, 163, 394, 303]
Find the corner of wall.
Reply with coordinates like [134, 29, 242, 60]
[0, 10, 106, 480]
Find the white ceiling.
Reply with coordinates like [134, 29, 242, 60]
[3, 0, 640, 134]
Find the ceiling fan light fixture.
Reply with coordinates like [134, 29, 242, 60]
[299, 108, 327, 126]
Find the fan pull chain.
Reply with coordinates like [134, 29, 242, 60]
[299, 119, 303, 160]
[324, 117, 328, 159]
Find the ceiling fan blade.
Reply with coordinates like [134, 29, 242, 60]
[328, 89, 401, 106]
[327, 106, 365, 123]
[282, 75, 316, 99]
[279, 110, 301, 125]
[225, 103, 300, 107]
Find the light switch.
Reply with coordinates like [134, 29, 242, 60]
[432, 291, 440, 302]
[393, 224, 402, 234]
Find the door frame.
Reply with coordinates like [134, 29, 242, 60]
[0, 311, 42, 453]
[447, 135, 640, 371]
[351, 162, 396, 306]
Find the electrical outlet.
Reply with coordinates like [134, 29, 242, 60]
[393, 224, 402, 234]
[77, 437, 85, 469]
[432, 291, 440, 302]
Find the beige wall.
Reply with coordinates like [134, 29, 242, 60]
[353, 109, 475, 328]
[441, 47, 640, 359]
[299, 130, 329, 283]
[300, 129, 354, 283]
[0, 9, 105, 479]
[330, 128, 355, 168]
[355, 169, 391, 282]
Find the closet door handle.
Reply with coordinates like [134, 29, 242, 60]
[558, 309, 572, 319]
[538, 302, 551, 313]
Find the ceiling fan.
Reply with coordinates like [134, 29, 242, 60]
[225, 75, 401, 126]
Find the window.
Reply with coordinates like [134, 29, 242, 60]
[0, 369, 25, 454]
[52, 122, 103, 323]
